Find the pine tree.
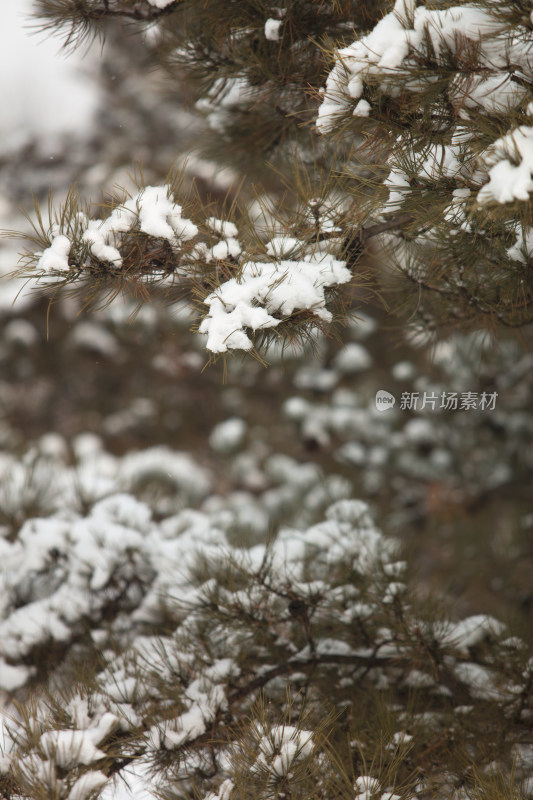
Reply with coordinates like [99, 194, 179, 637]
[15, 0, 533, 354]
[2, 2, 533, 800]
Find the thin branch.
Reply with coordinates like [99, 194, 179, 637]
[228, 652, 387, 704]
[65, 0, 180, 23]
[394, 262, 449, 295]
[317, 213, 415, 245]
[359, 213, 415, 243]
[96, 2, 179, 22]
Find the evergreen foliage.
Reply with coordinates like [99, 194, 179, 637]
[14, 0, 533, 347]
[1, 488, 532, 800]
[2, 2, 533, 800]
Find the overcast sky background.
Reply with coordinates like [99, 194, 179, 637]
[0, 1, 99, 150]
[0, 2, 100, 307]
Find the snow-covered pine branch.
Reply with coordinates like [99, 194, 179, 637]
[1, 493, 531, 800]
[16, 184, 358, 357]
[25, 0, 533, 336]
[316, 0, 533, 329]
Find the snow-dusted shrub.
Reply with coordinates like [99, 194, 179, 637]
[1, 497, 532, 800]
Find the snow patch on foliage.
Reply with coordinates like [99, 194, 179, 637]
[209, 418, 247, 453]
[0, 658, 34, 691]
[76, 186, 198, 268]
[443, 614, 506, 651]
[197, 78, 252, 134]
[199, 255, 351, 352]
[478, 126, 533, 204]
[252, 724, 314, 777]
[317, 1, 529, 132]
[67, 771, 108, 800]
[354, 775, 380, 800]
[265, 19, 282, 41]
[207, 217, 239, 239]
[507, 226, 533, 263]
[37, 235, 71, 273]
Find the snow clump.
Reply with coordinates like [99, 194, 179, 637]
[199, 254, 351, 352]
[252, 724, 314, 777]
[80, 185, 198, 267]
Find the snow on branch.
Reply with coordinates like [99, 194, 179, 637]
[312, 0, 533, 329]
[19, 184, 357, 355]
[199, 254, 351, 353]
[316, 0, 530, 133]
[3, 482, 530, 799]
[36, 185, 198, 274]
[477, 121, 533, 204]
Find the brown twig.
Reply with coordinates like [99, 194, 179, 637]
[81, 0, 179, 23]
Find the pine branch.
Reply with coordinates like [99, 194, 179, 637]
[89, 0, 180, 23]
[228, 652, 386, 705]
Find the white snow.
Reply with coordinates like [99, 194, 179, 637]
[0, 658, 34, 691]
[332, 343, 372, 374]
[458, 73, 525, 115]
[354, 775, 380, 800]
[391, 361, 415, 380]
[39, 730, 106, 769]
[199, 255, 351, 352]
[252, 725, 314, 777]
[119, 446, 211, 501]
[137, 186, 198, 241]
[0, 243, 34, 312]
[266, 236, 302, 258]
[163, 709, 205, 748]
[453, 662, 501, 700]
[0, 601, 72, 660]
[353, 98, 371, 117]
[209, 418, 247, 454]
[67, 771, 108, 800]
[265, 19, 283, 41]
[81, 186, 198, 268]
[211, 238, 241, 260]
[163, 673, 228, 748]
[443, 614, 506, 651]
[478, 126, 533, 204]
[37, 235, 71, 273]
[3, 318, 38, 347]
[197, 77, 252, 133]
[82, 220, 124, 268]
[417, 144, 462, 181]
[70, 322, 121, 357]
[404, 669, 435, 688]
[507, 226, 533, 263]
[294, 366, 339, 392]
[207, 218, 239, 239]
[204, 779, 234, 800]
[383, 167, 410, 207]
